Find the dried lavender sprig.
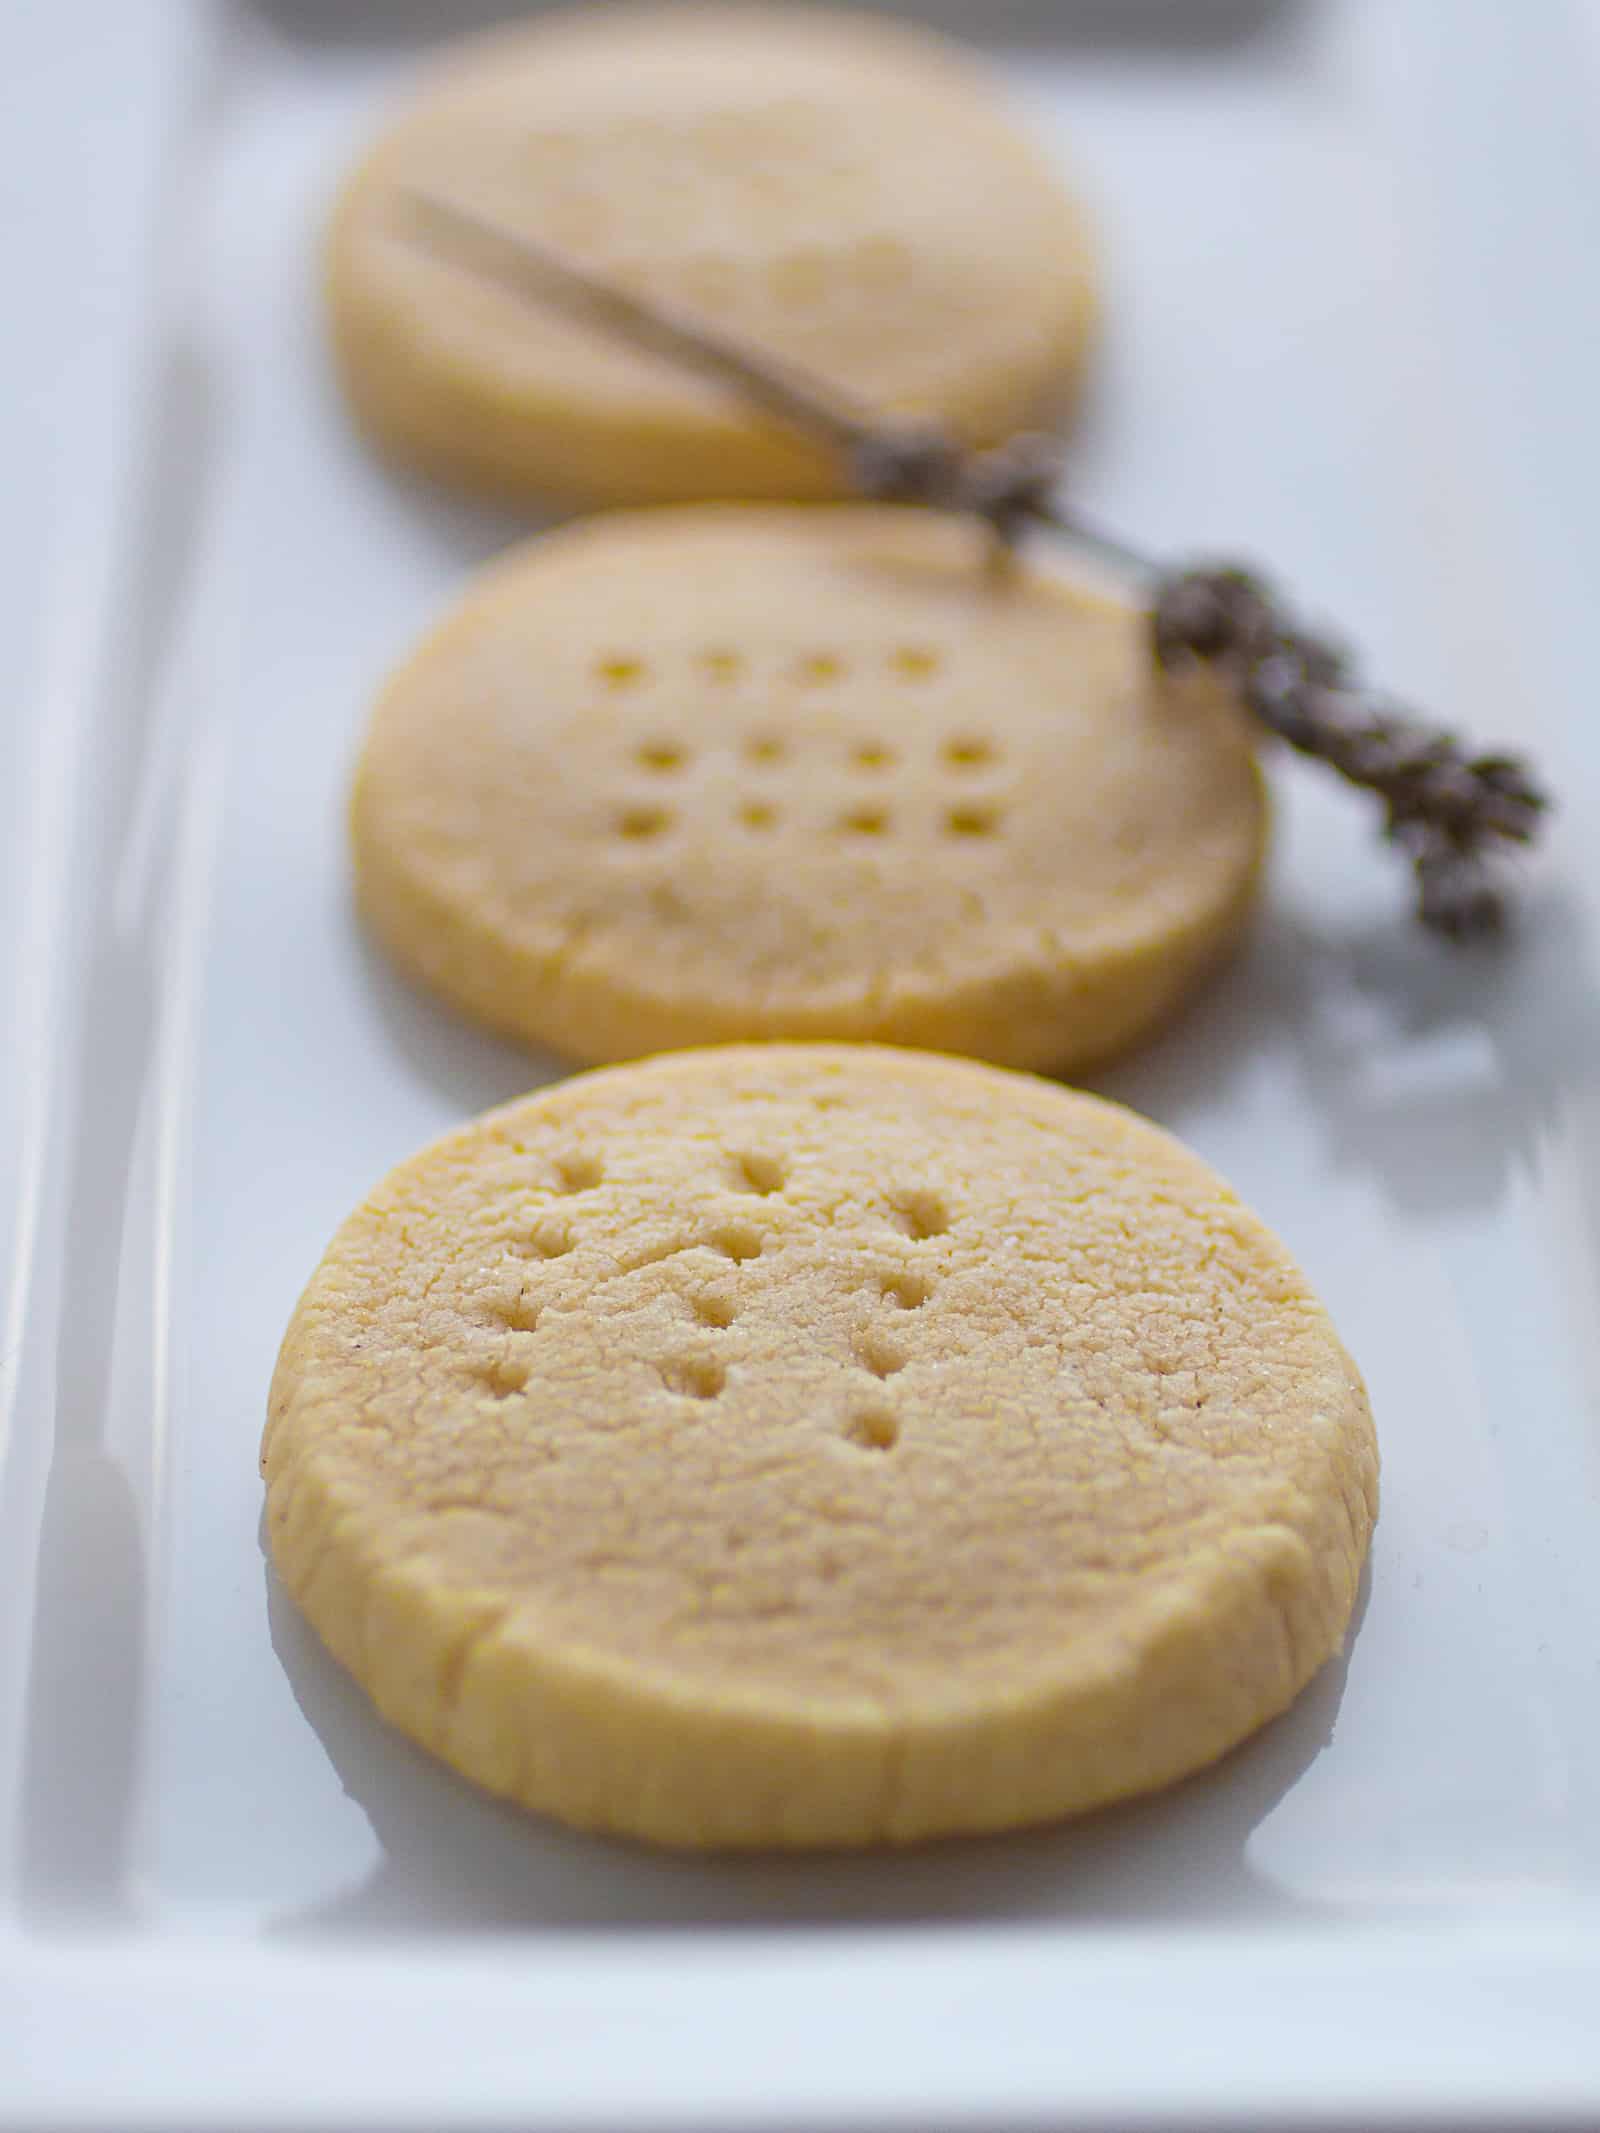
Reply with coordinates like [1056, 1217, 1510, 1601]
[403, 189, 876, 463]
[401, 191, 1139, 557]
[400, 191, 1548, 935]
[1150, 568, 1547, 937]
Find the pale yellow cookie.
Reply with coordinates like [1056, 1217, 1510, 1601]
[264, 1045, 1376, 1850]
[325, 4, 1097, 506]
[351, 505, 1267, 1073]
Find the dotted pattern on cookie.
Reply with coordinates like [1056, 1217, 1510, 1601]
[263, 1044, 1378, 1850]
[612, 639, 1003, 849]
[350, 506, 1268, 1072]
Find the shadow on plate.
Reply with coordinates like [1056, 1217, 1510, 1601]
[345, 825, 1596, 1227]
[264, 1551, 1369, 1937]
[348, 903, 565, 1117]
[348, 438, 549, 580]
[248, 0, 1308, 61]
[1097, 878, 1597, 1222]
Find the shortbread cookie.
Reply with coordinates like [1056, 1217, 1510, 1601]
[350, 505, 1267, 1072]
[325, 5, 1097, 506]
[263, 1044, 1377, 1850]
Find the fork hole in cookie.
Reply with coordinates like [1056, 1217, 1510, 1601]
[554, 1151, 604, 1193]
[692, 1292, 737, 1330]
[739, 800, 779, 832]
[635, 740, 686, 774]
[945, 805, 1000, 839]
[618, 805, 673, 840]
[659, 1355, 726, 1401]
[796, 651, 845, 686]
[854, 1328, 906, 1380]
[598, 655, 647, 690]
[845, 1403, 899, 1451]
[702, 648, 744, 685]
[943, 735, 996, 771]
[840, 806, 890, 837]
[709, 1221, 764, 1264]
[892, 645, 942, 681]
[851, 741, 895, 771]
[481, 1353, 532, 1398]
[744, 733, 787, 766]
[890, 1188, 949, 1241]
[880, 1270, 930, 1310]
[730, 1150, 787, 1195]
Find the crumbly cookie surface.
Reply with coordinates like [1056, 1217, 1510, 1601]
[264, 1045, 1376, 1849]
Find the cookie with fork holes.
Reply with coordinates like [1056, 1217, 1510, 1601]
[350, 505, 1268, 1073]
[263, 1044, 1376, 1849]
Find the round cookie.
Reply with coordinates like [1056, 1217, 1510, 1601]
[263, 1044, 1377, 1850]
[350, 505, 1268, 1073]
[325, 4, 1097, 506]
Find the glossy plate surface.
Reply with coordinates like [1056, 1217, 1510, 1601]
[4, 2, 1600, 2125]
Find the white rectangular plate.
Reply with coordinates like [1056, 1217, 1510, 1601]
[5, 2, 1600, 2126]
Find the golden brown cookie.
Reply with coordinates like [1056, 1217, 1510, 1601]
[263, 1044, 1377, 1850]
[325, 4, 1097, 505]
[350, 504, 1267, 1073]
